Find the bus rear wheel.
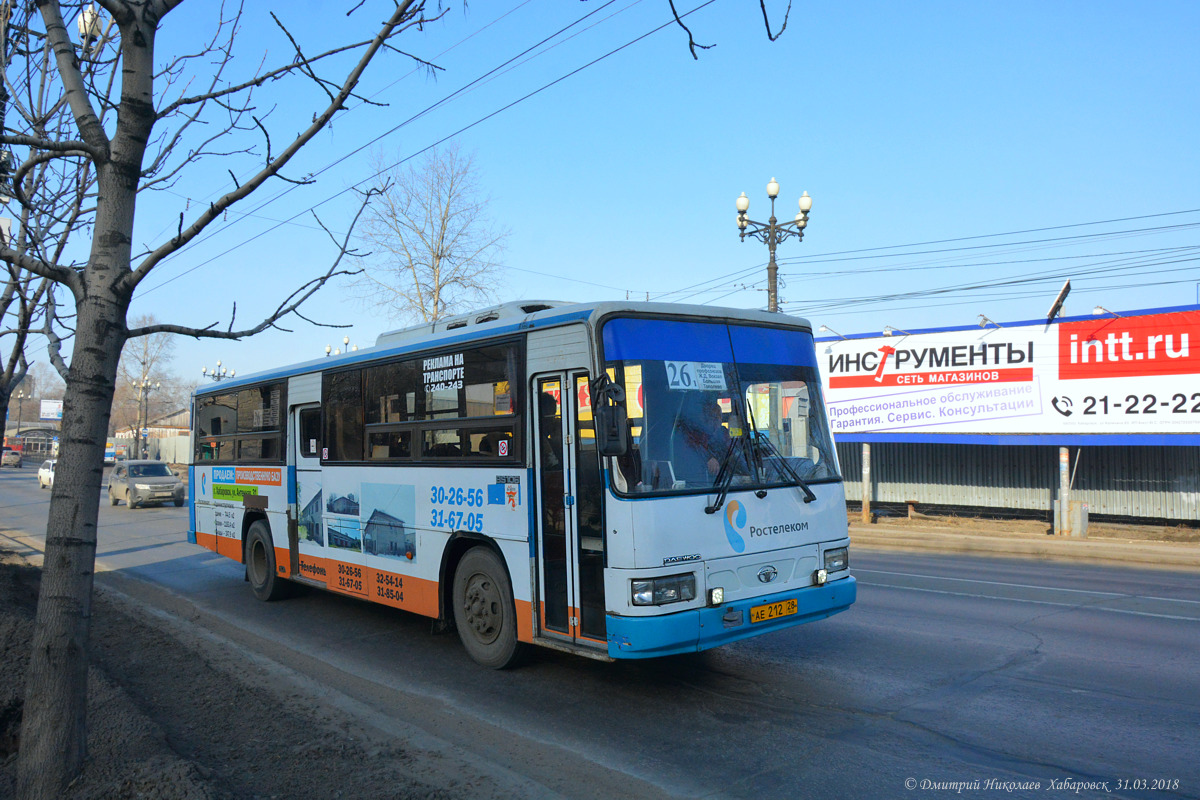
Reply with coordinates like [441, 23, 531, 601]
[246, 521, 288, 602]
[453, 547, 524, 669]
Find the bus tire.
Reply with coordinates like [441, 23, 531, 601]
[453, 547, 524, 669]
[246, 521, 288, 602]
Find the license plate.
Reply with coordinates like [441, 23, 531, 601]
[750, 598, 798, 623]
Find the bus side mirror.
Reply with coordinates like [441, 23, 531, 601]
[592, 377, 628, 457]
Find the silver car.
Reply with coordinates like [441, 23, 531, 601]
[108, 460, 185, 508]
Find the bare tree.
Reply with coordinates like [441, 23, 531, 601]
[353, 143, 508, 323]
[112, 313, 178, 441]
[0, 2, 441, 796]
[0, 0, 93, 443]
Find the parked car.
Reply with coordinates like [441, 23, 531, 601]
[37, 459, 55, 488]
[1, 447, 22, 468]
[109, 460, 185, 508]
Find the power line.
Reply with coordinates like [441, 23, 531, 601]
[648, 209, 1200, 306]
[136, 0, 711, 299]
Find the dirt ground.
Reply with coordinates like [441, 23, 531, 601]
[3, 514, 1194, 798]
[0, 548, 472, 800]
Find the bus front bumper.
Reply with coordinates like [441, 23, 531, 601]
[605, 575, 856, 659]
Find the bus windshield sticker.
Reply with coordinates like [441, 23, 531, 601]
[665, 361, 727, 391]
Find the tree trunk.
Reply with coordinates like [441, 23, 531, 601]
[16, 292, 126, 798]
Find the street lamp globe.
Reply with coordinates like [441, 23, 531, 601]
[798, 191, 813, 213]
[766, 177, 779, 199]
[736, 192, 750, 213]
[78, 4, 101, 38]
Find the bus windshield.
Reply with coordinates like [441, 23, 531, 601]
[601, 317, 840, 495]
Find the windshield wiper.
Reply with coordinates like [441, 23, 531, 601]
[704, 436, 742, 515]
[755, 431, 817, 503]
[743, 395, 817, 504]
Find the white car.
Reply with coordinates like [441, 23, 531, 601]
[38, 459, 56, 489]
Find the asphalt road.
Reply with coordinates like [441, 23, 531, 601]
[2, 466, 1197, 799]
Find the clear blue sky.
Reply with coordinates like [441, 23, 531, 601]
[92, 0, 1200, 383]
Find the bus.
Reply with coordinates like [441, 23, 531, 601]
[188, 301, 855, 667]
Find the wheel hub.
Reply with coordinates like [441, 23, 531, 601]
[462, 573, 500, 643]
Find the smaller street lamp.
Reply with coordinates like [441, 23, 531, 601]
[136, 379, 160, 458]
[818, 324, 848, 341]
[735, 178, 813, 312]
[77, 3, 102, 53]
[14, 389, 26, 435]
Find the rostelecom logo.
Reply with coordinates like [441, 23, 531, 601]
[724, 500, 747, 553]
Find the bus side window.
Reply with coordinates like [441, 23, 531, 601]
[299, 408, 321, 458]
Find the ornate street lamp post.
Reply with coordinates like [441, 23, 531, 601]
[201, 360, 235, 382]
[735, 178, 813, 312]
[326, 335, 358, 356]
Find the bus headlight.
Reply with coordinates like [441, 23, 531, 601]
[632, 574, 696, 606]
[708, 587, 725, 606]
[824, 547, 848, 572]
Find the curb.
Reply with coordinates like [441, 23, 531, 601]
[849, 524, 1200, 571]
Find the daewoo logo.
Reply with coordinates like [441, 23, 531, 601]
[724, 500, 747, 553]
[757, 566, 778, 583]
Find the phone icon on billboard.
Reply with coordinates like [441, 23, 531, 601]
[1051, 396, 1073, 417]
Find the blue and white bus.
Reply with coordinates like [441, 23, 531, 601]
[189, 301, 855, 667]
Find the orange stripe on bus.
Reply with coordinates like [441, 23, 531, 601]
[319, 559, 440, 618]
[273, 546, 292, 577]
[195, 529, 244, 563]
[515, 599, 534, 643]
[214, 534, 243, 562]
[195, 531, 217, 552]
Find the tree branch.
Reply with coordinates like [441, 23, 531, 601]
[126, 187, 378, 341]
[759, 0, 791, 41]
[127, 0, 425, 287]
[668, 0, 714, 59]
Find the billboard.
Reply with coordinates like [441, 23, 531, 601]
[40, 399, 63, 421]
[820, 307, 1200, 439]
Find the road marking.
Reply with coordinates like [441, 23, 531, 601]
[859, 582, 1200, 622]
[854, 567, 1200, 605]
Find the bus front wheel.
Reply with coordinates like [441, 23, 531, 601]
[246, 521, 288, 602]
[453, 547, 524, 669]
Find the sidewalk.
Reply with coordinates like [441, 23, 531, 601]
[848, 514, 1200, 572]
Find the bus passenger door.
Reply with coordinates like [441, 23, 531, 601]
[290, 404, 323, 578]
[534, 373, 607, 649]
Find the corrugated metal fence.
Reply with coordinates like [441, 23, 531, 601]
[837, 441, 1200, 521]
[113, 435, 190, 464]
